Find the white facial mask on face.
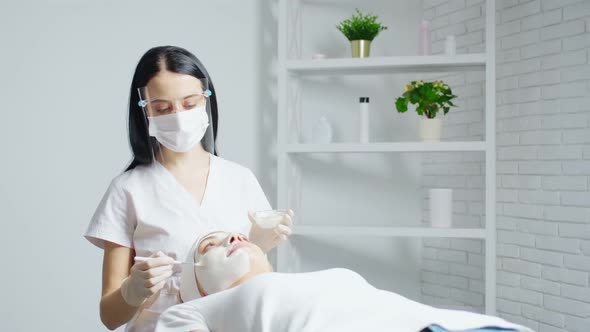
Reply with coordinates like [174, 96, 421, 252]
[194, 234, 250, 295]
[148, 106, 209, 153]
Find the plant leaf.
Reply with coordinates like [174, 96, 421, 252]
[395, 97, 408, 113]
[416, 105, 424, 116]
[336, 8, 388, 41]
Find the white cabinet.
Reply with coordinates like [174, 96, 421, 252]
[276, 0, 496, 315]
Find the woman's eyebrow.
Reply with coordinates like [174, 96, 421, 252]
[197, 232, 228, 252]
[199, 236, 223, 253]
[182, 93, 202, 99]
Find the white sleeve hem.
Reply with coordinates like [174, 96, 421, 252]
[84, 226, 133, 249]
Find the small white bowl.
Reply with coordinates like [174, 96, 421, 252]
[252, 209, 287, 229]
[312, 53, 327, 60]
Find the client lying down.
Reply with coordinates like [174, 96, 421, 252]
[156, 231, 533, 332]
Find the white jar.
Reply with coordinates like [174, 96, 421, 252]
[429, 188, 453, 228]
[445, 35, 456, 56]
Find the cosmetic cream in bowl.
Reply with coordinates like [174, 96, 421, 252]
[252, 209, 287, 229]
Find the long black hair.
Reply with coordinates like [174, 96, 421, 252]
[125, 46, 218, 171]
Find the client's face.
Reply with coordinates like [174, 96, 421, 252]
[193, 231, 272, 296]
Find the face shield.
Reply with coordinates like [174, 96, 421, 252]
[137, 77, 215, 157]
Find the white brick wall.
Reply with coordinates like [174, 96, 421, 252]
[422, 0, 590, 330]
[495, 0, 590, 330]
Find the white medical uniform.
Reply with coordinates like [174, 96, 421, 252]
[84, 153, 271, 332]
[155, 269, 533, 332]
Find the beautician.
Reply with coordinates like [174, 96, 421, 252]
[84, 45, 293, 332]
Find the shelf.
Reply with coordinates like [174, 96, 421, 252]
[278, 0, 497, 314]
[293, 225, 486, 238]
[284, 141, 486, 153]
[286, 54, 487, 75]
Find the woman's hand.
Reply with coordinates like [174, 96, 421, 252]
[248, 209, 294, 253]
[120, 251, 174, 307]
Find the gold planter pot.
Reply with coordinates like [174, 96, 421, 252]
[351, 40, 371, 58]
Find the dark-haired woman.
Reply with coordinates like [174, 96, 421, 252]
[84, 46, 293, 332]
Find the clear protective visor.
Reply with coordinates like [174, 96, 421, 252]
[137, 78, 212, 118]
[137, 77, 216, 156]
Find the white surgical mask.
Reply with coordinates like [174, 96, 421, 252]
[148, 106, 209, 152]
[194, 235, 250, 295]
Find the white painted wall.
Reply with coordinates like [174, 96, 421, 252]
[0, 1, 265, 330]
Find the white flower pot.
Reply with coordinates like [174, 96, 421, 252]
[418, 118, 442, 142]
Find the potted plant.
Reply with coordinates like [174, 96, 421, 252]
[336, 8, 388, 58]
[395, 80, 457, 142]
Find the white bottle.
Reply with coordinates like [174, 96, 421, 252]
[359, 97, 370, 143]
[311, 116, 333, 144]
[445, 35, 456, 56]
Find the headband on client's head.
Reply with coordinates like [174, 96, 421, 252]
[179, 231, 226, 302]
[180, 230, 255, 302]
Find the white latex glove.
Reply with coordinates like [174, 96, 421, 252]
[120, 251, 174, 307]
[248, 209, 294, 253]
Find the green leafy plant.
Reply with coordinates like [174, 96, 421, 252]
[336, 8, 388, 41]
[395, 80, 457, 119]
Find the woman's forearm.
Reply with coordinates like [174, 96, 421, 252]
[100, 287, 138, 330]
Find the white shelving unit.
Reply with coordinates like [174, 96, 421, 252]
[277, 0, 496, 315]
[293, 226, 486, 239]
[285, 142, 486, 153]
[286, 54, 486, 75]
